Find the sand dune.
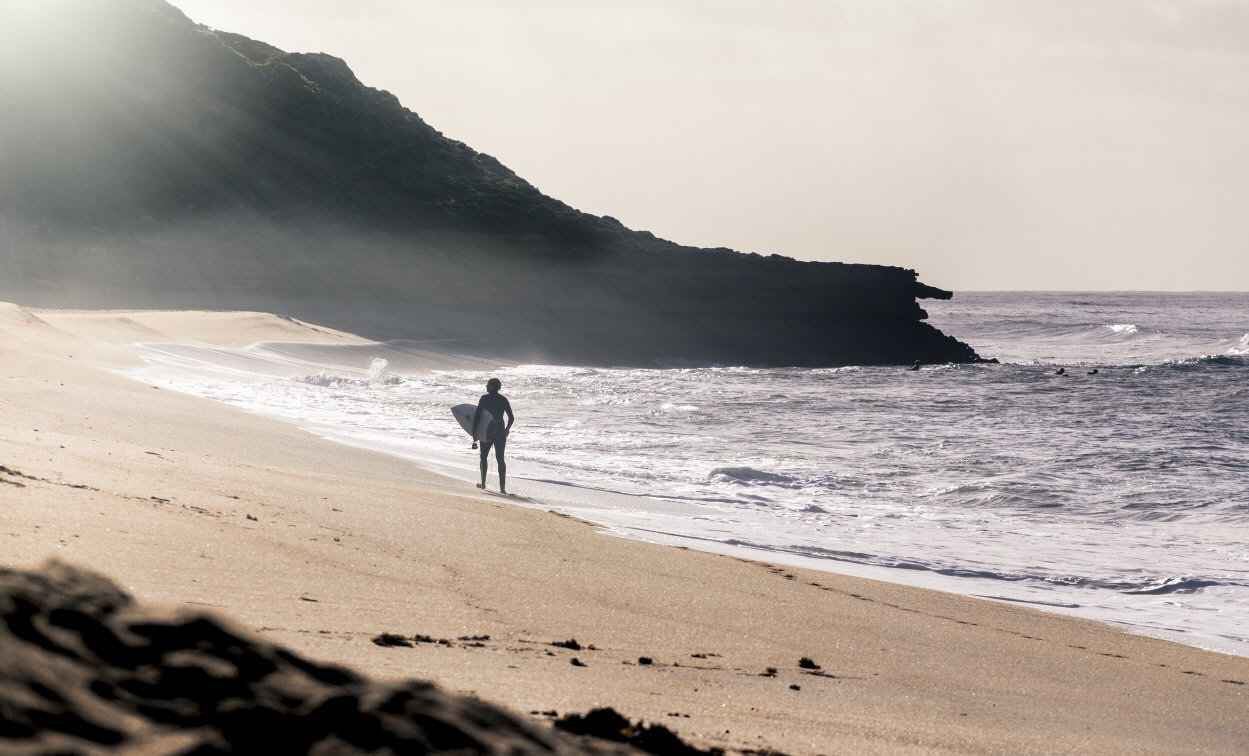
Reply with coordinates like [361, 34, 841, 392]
[34, 309, 370, 349]
[3, 304, 1248, 754]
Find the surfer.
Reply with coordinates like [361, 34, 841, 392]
[473, 378, 514, 494]
[908, 360, 921, 371]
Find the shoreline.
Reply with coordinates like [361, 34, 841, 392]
[118, 325, 1249, 660]
[4, 303, 1248, 754]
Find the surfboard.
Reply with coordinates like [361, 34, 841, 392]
[451, 403, 492, 442]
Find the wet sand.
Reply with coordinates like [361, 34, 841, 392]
[3, 302, 1247, 754]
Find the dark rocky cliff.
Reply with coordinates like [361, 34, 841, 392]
[0, 0, 985, 366]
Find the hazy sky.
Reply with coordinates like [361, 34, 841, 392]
[172, 0, 1249, 290]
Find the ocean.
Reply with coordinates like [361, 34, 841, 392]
[127, 292, 1249, 657]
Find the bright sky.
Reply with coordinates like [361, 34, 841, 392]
[172, 0, 1249, 290]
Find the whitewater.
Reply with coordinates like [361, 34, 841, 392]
[126, 292, 1249, 657]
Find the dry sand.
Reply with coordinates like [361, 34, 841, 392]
[2, 302, 1247, 754]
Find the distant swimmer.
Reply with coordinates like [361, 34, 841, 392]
[1087, 368, 1100, 375]
[473, 377, 514, 494]
[1055, 367, 1067, 376]
[908, 360, 921, 371]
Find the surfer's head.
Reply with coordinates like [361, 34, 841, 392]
[486, 377, 502, 393]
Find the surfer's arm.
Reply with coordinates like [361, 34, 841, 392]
[503, 398, 514, 429]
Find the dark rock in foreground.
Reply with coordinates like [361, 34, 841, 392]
[556, 708, 723, 756]
[0, 0, 986, 367]
[0, 561, 645, 754]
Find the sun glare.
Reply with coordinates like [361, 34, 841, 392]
[2, 0, 62, 34]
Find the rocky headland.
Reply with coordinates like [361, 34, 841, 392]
[0, 0, 986, 367]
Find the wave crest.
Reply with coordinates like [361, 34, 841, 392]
[1120, 577, 1225, 595]
[709, 467, 797, 486]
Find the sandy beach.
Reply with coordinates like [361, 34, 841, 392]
[3, 303, 1248, 755]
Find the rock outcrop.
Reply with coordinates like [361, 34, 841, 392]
[0, 0, 986, 366]
[0, 561, 654, 754]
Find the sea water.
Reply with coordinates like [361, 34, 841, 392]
[127, 292, 1249, 657]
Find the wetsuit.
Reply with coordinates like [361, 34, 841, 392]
[473, 392, 514, 491]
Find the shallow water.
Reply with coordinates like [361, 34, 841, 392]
[127, 292, 1249, 656]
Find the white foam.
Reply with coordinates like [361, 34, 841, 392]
[1230, 334, 1249, 355]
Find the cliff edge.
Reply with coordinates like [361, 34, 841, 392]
[0, 0, 985, 366]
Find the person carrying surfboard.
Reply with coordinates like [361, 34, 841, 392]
[473, 378, 514, 494]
